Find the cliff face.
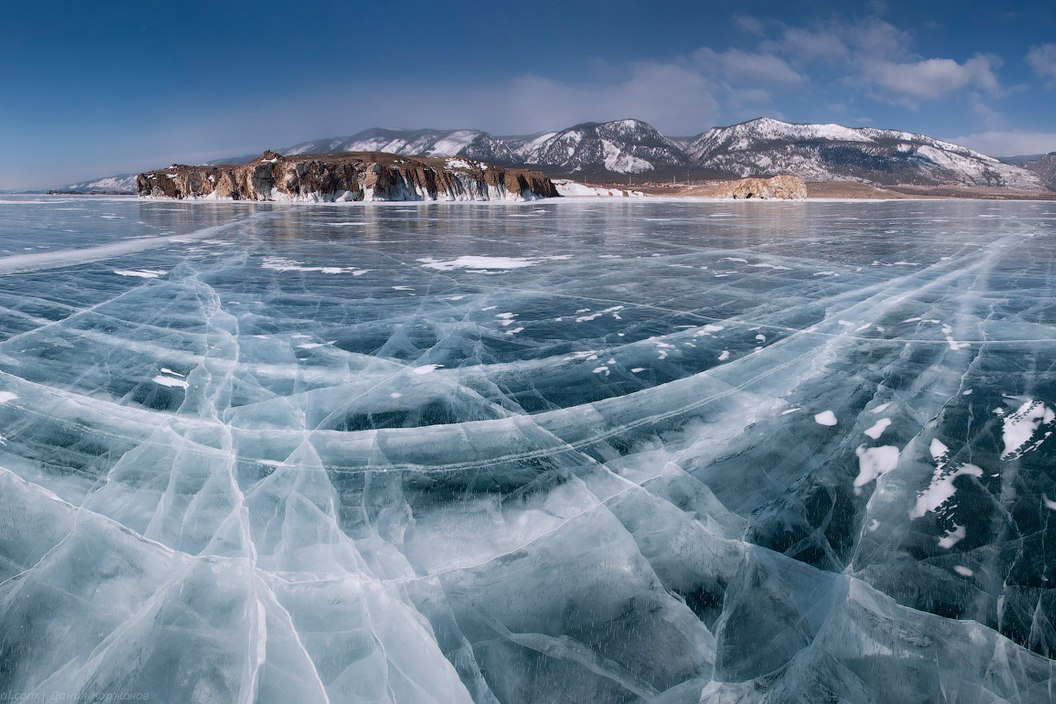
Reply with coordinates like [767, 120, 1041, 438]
[137, 151, 559, 202]
[1023, 153, 1056, 191]
[711, 174, 807, 200]
[676, 174, 807, 200]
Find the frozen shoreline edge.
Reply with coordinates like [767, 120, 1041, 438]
[8, 191, 1056, 205]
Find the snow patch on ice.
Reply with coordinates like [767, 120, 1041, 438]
[1000, 399, 1055, 460]
[814, 410, 838, 426]
[552, 180, 645, 198]
[114, 269, 166, 278]
[938, 524, 966, 549]
[262, 257, 367, 275]
[910, 440, 983, 519]
[418, 256, 540, 271]
[152, 374, 188, 389]
[854, 445, 900, 494]
[864, 418, 892, 439]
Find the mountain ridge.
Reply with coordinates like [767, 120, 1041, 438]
[61, 117, 1051, 193]
[683, 117, 1040, 189]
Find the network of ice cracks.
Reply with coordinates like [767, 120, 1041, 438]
[2, 196, 1056, 703]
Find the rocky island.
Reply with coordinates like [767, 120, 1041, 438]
[712, 174, 807, 200]
[137, 151, 559, 202]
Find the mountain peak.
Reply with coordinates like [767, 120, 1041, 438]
[518, 118, 685, 174]
[741, 116, 789, 127]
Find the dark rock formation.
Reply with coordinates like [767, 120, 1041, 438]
[137, 152, 559, 202]
[1022, 153, 1056, 191]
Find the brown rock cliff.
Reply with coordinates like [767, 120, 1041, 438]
[137, 151, 560, 202]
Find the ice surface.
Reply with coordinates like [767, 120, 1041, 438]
[2, 195, 1056, 702]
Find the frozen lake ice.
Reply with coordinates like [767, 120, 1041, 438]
[2, 194, 1056, 702]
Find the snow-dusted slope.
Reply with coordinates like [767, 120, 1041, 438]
[284, 129, 516, 164]
[1022, 153, 1056, 191]
[504, 131, 559, 160]
[284, 121, 686, 176]
[687, 117, 1042, 189]
[516, 119, 687, 174]
[58, 174, 138, 193]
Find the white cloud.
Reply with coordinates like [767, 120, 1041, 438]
[860, 54, 1001, 106]
[763, 16, 1003, 108]
[849, 18, 911, 59]
[770, 27, 848, 61]
[949, 131, 1056, 157]
[372, 65, 723, 136]
[444, 47, 802, 134]
[766, 18, 908, 64]
[729, 88, 772, 105]
[969, 92, 1002, 128]
[603, 62, 723, 129]
[1027, 44, 1056, 87]
[733, 15, 765, 35]
[693, 48, 806, 86]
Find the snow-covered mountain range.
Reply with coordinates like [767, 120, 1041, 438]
[508, 119, 688, 174]
[55, 173, 139, 193]
[685, 117, 1041, 189]
[59, 117, 1051, 192]
[284, 128, 518, 165]
[279, 121, 685, 175]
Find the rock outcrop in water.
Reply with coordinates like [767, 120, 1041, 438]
[713, 174, 807, 200]
[136, 151, 559, 202]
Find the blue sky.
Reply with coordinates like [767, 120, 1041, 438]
[2, 0, 1056, 188]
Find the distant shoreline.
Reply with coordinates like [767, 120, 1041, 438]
[626, 180, 1056, 201]
[10, 183, 1056, 204]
